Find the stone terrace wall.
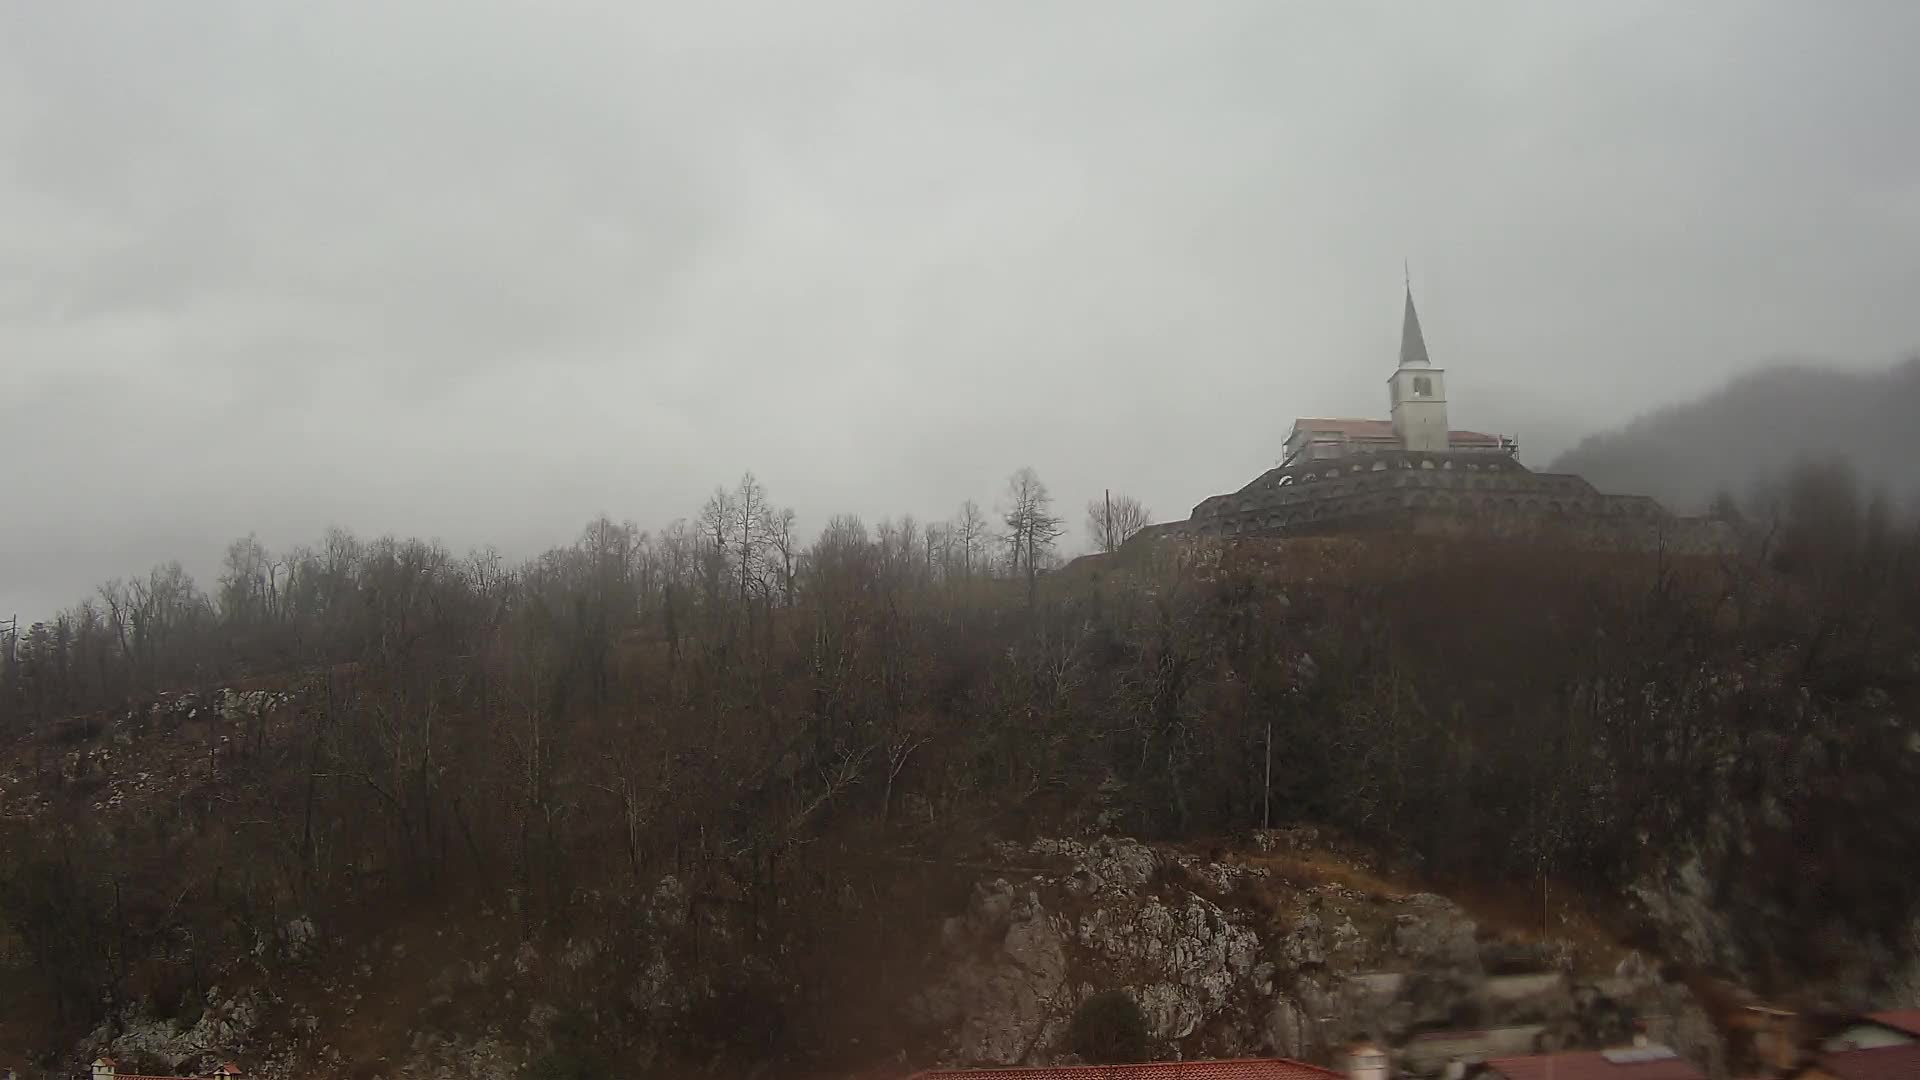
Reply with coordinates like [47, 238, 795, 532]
[1151, 451, 1737, 554]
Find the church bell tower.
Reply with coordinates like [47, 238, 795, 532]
[1388, 285, 1450, 452]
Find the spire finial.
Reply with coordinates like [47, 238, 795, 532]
[1404, 259, 1410, 292]
[1399, 277, 1431, 368]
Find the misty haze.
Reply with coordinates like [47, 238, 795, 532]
[3, 4, 1919, 1080]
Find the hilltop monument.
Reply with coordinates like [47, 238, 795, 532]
[1144, 286, 1732, 552]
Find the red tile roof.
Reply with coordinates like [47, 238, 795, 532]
[905, 1059, 1340, 1080]
[93, 1062, 238, 1080]
[1288, 418, 1504, 444]
[1291, 418, 1399, 438]
[1813, 1043, 1920, 1080]
[1484, 1050, 1705, 1080]
[1866, 1009, 1920, 1037]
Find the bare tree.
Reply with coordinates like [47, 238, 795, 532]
[1002, 467, 1065, 605]
[1084, 492, 1152, 553]
[953, 500, 990, 581]
[731, 473, 771, 608]
[698, 487, 734, 612]
[806, 514, 875, 608]
[655, 518, 698, 667]
[924, 523, 949, 585]
[218, 534, 278, 628]
[877, 515, 922, 593]
[764, 506, 799, 607]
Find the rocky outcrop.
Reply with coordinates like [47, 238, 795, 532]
[914, 839, 1279, 1064]
[85, 989, 266, 1076]
[3, 686, 299, 820]
[913, 836, 1727, 1077]
[1629, 699, 1920, 1013]
[55, 831, 1734, 1080]
[917, 879, 1072, 1063]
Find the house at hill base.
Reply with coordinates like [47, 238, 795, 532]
[1791, 1042, 1920, 1080]
[904, 1039, 1388, 1080]
[90, 1058, 243, 1080]
[1473, 1043, 1706, 1080]
[1138, 287, 1735, 554]
[1821, 1008, 1920, 1052]
[903, 1061, 1340, 1080]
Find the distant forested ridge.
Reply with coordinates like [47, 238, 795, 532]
[1549, 357, 1920, 512]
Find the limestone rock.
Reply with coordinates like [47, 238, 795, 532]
[1075, 893, 1259, 1037]
[1261, 996, 1311, 1059]
[1282, 913, 1328, 967]
[1390, 894, 1481, 970]
[86, 988, 266, 1075]
[919, 883, 1071, 1065]
[1028, 837, 1161, 896]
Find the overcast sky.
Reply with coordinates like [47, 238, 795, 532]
[5, 1, 1919, 622]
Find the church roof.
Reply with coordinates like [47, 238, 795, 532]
[1288, 417, 1504, 446]
[1400, 286, 1432, 368]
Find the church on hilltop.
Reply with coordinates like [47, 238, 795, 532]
[1143, 287, 1733, 552]
[1281, 289, 1519, 465]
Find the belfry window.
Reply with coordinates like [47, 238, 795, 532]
[1412, 375, 1433, 397]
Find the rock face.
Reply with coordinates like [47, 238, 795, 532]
[1075, 892, 1260, 1041]
[1638, 846, 1920, 1020]
[915, 839, 1279, 1065]
[913, 836, 1728, 1077]
[1629, 705, 1920, 1014]
[85, 989, 266, 1076]
[56, 829, 1741, 1080]
[918, 879, 1071, 1063]
[3, 686, 298, 821]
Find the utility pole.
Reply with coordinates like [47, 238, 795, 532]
[1263, 718, 1273, 830]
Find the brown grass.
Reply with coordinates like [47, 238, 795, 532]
[1220, 830, 1633, 976]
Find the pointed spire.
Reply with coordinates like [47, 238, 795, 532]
[1399, 283, 1431, 368]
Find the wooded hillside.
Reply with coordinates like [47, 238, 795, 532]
[1, 462, 1917, 1075]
